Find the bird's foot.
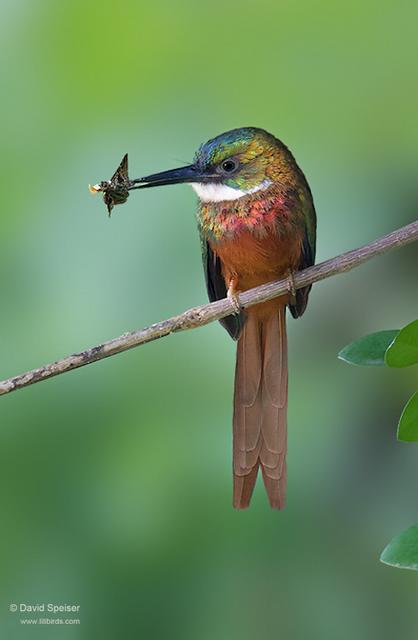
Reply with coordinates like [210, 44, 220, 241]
[286, 270, 297, 306]
[227, 275, 242, 315]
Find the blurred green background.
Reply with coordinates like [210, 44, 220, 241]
[1, 1, 418, 638]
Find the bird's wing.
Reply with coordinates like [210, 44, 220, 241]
[200, 236, 245, 340]
[289, 190, 317, 319]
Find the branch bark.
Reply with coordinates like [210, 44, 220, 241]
[1, 220, 417, 397]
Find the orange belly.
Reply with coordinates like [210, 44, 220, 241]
[210, 229, 303, 315]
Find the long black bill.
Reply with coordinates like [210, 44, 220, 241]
[129, 164, 215, 190]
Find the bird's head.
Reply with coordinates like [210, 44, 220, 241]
[131, 127, 290, 203]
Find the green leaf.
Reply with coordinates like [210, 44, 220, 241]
[338, 330, 399, 366]
[380, 524, 418, 570]
[397, 391, 418, 442]
[385, 319, 418, 368]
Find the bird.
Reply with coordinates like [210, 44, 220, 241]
[125, 127, 316, 509]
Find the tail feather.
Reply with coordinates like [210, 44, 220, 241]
[233, 306, 288, 509]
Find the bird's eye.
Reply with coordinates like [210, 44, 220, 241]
[221, 159, 238, 173]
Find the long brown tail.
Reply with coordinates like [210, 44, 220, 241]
[233, 305, 288, 509]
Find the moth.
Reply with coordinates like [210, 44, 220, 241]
[89, 153, 131, 216]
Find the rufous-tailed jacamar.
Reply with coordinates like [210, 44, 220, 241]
[98, 128, 317, 509]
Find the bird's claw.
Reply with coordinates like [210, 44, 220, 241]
[227, 289, 242, 315]
[286, 270, 297, 306]
[227, 276, 242, 315]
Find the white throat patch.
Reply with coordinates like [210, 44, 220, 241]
[191, 180, 272, 203]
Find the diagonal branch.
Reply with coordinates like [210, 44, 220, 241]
[1, 220, 417, 397]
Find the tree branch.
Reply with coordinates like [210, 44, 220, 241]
[1, 220, 417, 397]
